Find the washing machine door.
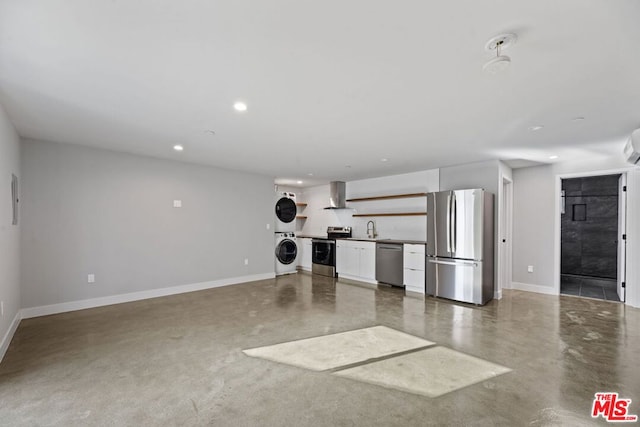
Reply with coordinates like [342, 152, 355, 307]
[276, 239, 297, 265]
[275, 197, 297, 224]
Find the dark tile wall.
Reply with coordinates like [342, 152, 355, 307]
[561, 174, 620, 279]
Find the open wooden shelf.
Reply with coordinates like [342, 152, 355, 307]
[346, 192, 427, 202]
[295, 202, 308, 207]
[352, 212, 427, 217]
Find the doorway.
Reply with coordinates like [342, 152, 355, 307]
[559, 174, 625, 302]
[498, 176, 513, 299]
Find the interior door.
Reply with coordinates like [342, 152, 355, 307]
[450, 189, 484, 261]
[618, 174, 627, 302]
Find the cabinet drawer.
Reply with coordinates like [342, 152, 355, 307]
[404, 244, 425, 255]
[404, 268, 425, 293]
[404, 252, 425, 270]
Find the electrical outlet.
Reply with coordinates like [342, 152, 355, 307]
[88, 274, 95, 283]
[266, 223, 270, 230]
[244, 258, 249, 265]
[527, 265, 534, 273]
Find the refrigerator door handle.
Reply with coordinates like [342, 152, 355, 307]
[451, 192, 457, 254]
[428, 259, 478, 267]
[446, 193, 451, 253]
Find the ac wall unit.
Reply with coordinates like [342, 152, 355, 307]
[624, 128, 640, 165]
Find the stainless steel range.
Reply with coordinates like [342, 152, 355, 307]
[311, 226, 352, 277]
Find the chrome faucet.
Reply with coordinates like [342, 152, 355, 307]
[366, 220, 377, 239]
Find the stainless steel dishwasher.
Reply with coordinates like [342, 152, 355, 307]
[376, 243, 404, 287]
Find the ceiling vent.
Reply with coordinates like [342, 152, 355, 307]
[624, 128, 640, 165]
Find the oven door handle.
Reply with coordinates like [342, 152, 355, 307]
[312, 239, 335, 244]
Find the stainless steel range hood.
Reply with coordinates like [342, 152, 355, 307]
[324, 181, 347, 209]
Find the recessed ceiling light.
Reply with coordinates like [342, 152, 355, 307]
[549, 155, 559, 160]
[528, 125, 544, 131]
[571, 117, 585, 122]
[307, 173, 314, 176]
[233, 101, 247, 112]
[380, 158, 388, 162]
[204, 130, 216, 135]
[297, 180, 303, 184]
[173, 145, 184, 152]
[345, 165, 352, 168]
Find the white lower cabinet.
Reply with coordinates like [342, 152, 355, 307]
[336, 240, 376, 284]
[403, 244, 425, 294]
[359, 243, 376, 281]
[298, 238, 312, 271]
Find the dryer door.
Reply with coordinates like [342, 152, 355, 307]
[275, 197, 297, 223]
[276, 239, 298, 264]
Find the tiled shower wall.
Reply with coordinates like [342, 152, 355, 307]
[561, 174, 620, 279]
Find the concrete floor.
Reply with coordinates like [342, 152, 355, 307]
[1, 273, 639, 426]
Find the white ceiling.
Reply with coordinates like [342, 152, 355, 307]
[1, 1, 639, 187]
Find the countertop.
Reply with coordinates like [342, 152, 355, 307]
[296, 234, 426, 245]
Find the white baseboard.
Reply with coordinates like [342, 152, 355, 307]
[0, 310, 22, 363]
[338, 274, 378, 286]
[21, 272, 275, 319]
[511, 281, 559, 296]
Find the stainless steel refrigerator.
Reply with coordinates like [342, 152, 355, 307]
[426, 189, 494, 305]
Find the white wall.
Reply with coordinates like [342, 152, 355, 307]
[20, 139, 275, 309]
[0, 103, 21, 361]
[439, 159, 500, 195]
[297, 184, 353, 236]
[439, 159, 511, 297]
[298, 170, 440, 240]
[512, 153, 640, 307]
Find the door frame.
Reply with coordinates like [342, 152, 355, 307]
[497, 175, 513, 299]
[553, 168, 631, 298]
[618, 174, 627, 302]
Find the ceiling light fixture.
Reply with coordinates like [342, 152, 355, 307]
[233, 101, 247, 112]
[307, 173, 314, 176]
[549, 155, 559, 160]
[297, 180, 303, 184]
[528, 125, 544, 131]
[483, 33, 517, 74]
[173, 145, 184, 151]
[572, 117, 585, 122]
[380, 158, 388, 162]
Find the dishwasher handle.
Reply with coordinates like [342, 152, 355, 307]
[378, 245, 402, 251]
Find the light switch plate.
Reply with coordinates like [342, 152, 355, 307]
[173, 200, 182, 208]
[88, 274, 95, 283]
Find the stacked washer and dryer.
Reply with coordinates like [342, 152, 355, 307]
[274, 192, 298, 275]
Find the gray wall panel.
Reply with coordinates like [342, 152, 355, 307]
[20, 140, 274, 308]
